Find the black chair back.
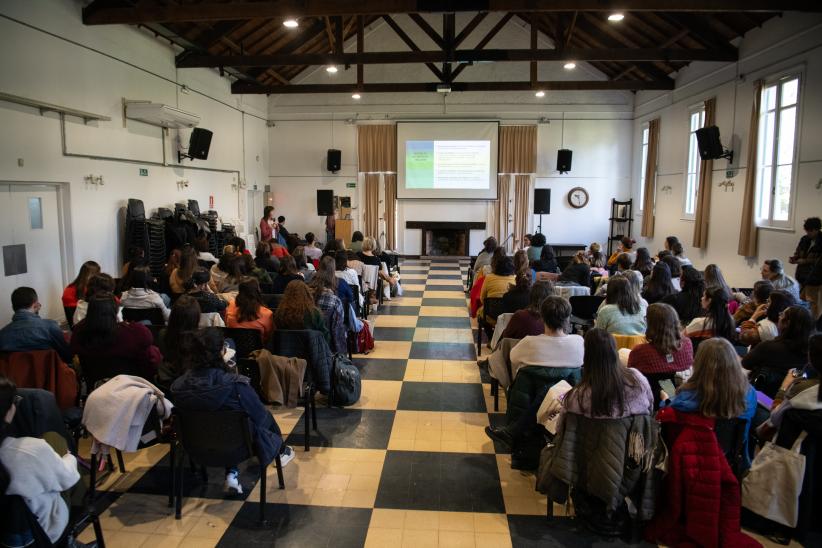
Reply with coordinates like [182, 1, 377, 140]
[259, 282, 275, 294]
[222, 327, 263, 359]
[349, 284, 364, 318]
[80, 355, 142, 392]
[569, 295, 605, 322]
[123, 307, 166, 325]
[262, 293, 284, 310]
[198, 260, 215, 269]
[714, 417, 748, 479]
[482, 297, 505, 323]
[237, 357, 262, 396]
[175, 409, 253, 468]
[64, 306, 76, 328]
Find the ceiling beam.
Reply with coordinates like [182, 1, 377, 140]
[451, 12, 513, 80]
[177, 47, 736, 68]
[381, 15, 444, 81]
[231, 79, 675, 94]
[83, 1, 818, 25]
[408, 13, 446, 49]
[454, 12, 488, 47]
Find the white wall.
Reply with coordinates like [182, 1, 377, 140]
[0, 0, 269, 284]
[632, 12, 822, 287]
[267, 13, 633, 253]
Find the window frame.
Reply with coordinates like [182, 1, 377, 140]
[638, 124, 650, 213]
[682, 105, 706, 221]
[754, 72, 803, 230]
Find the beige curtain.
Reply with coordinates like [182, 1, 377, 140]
[496, 175, 511, 245]
[357, 125, 397, 172]
[738, 81, 764, 257]
[363, 173, 380, 239]
[640, 118, 661, 238]
[513, 175, 533, 251]
[384, 174, 397, 250]
[693, 97, 716, 249]
[499, 126, 537, 173]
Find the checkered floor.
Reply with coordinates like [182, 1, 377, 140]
[77, 258, 785, 547]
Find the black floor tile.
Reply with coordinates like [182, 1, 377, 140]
[421, 298, 469, 307]
[373, 327, 416, 341]
[416, 316, 472, 328]
[378, 306, 421, 316]
[218, 504, 371, 547]
[487, 413, 511, 454]
[400, 290, 424, 298]
[430, 266, 460, 271]
[353, 358, 407, 381]
[401, 269, 428, 274]
[397, 382, 486, 412]
[507, 515, 654, 548]
[285, 408, 395, 450]
[375, 451, 505, 513]
[428, 274, 463, 279]
[410, 342, 476, 361]
[128, 454, 259, 500]
[424, 284, 466, 291]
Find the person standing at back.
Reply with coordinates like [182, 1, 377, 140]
[259, 206, 275, 243]
[790, 216, 822, 320]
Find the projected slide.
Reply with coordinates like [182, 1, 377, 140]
[406, 140, 491, 189]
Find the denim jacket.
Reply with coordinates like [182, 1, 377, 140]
[0, 310, 72, 364]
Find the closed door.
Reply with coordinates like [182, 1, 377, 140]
[0, 184, 65, 325]
[247, 189, 263, 238]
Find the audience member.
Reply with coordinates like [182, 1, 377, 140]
[120, 267, 171, 322]
[194, 236, 218, 264]
[683, 287, 736, 343]
[608, 237, 637, 266]
[230, 237, 250, 256]
[502, 250, 532, 312]
[156, 295, 201, 391]
[742, 305, 814, 397]
[738, 289, 795, 347]
[226, 279, 274, 343]
[671, 239, 692, 267]
[474, 237, 497, 273]
[525, 234, 544, 263]
[0, 287, 72, 363]
[478, 254, 516, 323]
[558, 251, 591, 287]
[509, 296, 584, 372]
[240, 254, 273, 286]
[209, 253, 243, 294]
[703, 264, 732, 297]
[170, 245, 198, 294]
[790, 216, 822, 301]
[276, 216, 290, 241]
[73, 273, 122, 324]
[662, 267, 704, 326]
[628, 303, 694, 380]
[186, 268, 228, 314]
[309, 257, 347, 353]
[531, 235, 559, 273]
[271, 256, 304, 294]
[595, 277, 646, 335]
[761, 258, 801, 302]
[292, 246, 316, 280]
[269, 238, 290, 259]
[732, 279, 772, 325]
[272, 280, 329, 339]
[632, 247, 654, 278]
[171, 328, 293, 495]
[61, 260, 100, 309]
[660, 254, 682, 291]
[254, 241, 280, 273]
[501, 281, 554, 340]
[587, 242, 607, 272]
[521, 234, 532, 251]
[121, 246, 145, 277]
[642, 262, 677, 305]
[303, 232, 323, 261]
[71, 295, 162, 377]
[359, 236, 396, 287]
[349, 231, 365, 253]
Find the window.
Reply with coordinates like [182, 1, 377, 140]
[683, 107, 706, 219]
[638, 126, 650, 210]
[755, 75, 800, 228]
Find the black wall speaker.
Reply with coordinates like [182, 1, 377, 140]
[557, 149, 573, 174]
[327, 149, 341, 172]
[188, 128, 213, 160]
[534, 189, 551, 215]
[317, 189, 334, 216]
[695, 126, 725, 160]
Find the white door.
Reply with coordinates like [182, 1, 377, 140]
[0, 184, 66, 325]
[247, 189, 264, 239]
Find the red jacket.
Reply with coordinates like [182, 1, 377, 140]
[645, 408, 761, 548]
[0, 350, 78, 409]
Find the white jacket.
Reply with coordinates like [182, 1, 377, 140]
[0, 437, 80, 542]
[82, 375, 173, 452]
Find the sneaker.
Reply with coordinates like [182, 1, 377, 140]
[279, 445, 295, 467]
[224, 470, 243, 495]
[484, 426, 514, 449]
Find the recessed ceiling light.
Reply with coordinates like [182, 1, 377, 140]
[283, 18, 298, 28]
[352, 93, 361, 99]
[326, 65, 338, 73]
[608, 13, 625, 22]
[564, 62, 576, 70]
[535, 90, 545, 98]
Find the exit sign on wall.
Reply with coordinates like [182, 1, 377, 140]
[139, 168, 148, 176]
[346, 182, 356, 188]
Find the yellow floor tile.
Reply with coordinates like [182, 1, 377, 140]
[474, 532, 513, 548]
[438, 511, 476, 532]
[419, 306, 470, 317]
[373, 315, 418, 328]
[391, 297, 422, 306]
[404, 509, 441, 530]
[348, 379, 403, 410]
[365, 527, 404, 548]
[402, 284, 426, 291]
[362, 340, 412, 359]
[440, 530, 477, 548]
[402, 529, 439, 548]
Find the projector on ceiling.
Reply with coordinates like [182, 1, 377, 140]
[125, 101, 200, 129]
[436, 84, 451, 93]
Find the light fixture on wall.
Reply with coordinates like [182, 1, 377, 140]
[352, 93, 361, 100]
[563, 62, 576, 70]
[283, 18, 298, 28]
[608, 13, 625, 22]
[326, 65, 338, 74]
[535, 90, 545, 98]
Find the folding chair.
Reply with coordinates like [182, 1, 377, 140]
[477, 297, 504, 357]
[122, 307, 165, 325]
[222, 327, 263, 359]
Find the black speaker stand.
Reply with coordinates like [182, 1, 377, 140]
[537, 214, 543, 235]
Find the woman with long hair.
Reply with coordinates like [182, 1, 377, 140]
[559, 251, 592, 287]
[170, 245, 198, 294]
[171, 328, 293, 495]
[704, 264, 732, 297]
[272, 280, 329, 339]
[642, 262, 677, 305]
[660, 255, 683, 291]
[632, 247, 654, 278]
[255, 241, 280, 273]
[502, 249, 533, 312]
[588, 242, 607, 271]
[628, 303, 693, 376]
[671, 240, 692, 267]
[156, 295, 201, 390]
[259, 205, 276, 242]
[738, 289, 795, 347]
[209, 253, 244, 294]
[742, 305, 815, 396]
[194, 235, 218, 264]
[120, 266, 171, 322]
[62, 260, 100, 308]
[309, 256, 347, 353]
[565, 328, 653, 418]
[226, 278, 274, 343]
[479, 254, 517, 324]
[240, 253, 273, 286]
[595, 276, 646, 335]
[662, 267, 705, 326]
[292, 246, 316, 281]
[474, 237, 498, 273]
[271, 255, 304, 294]
[500, 281, 554, 340]
[684, 287, 736, 343]
[72, 273, 122, 324]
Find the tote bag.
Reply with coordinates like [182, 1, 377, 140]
[741, 432, 807, 527]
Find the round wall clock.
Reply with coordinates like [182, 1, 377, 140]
[567, 187, 589, 209]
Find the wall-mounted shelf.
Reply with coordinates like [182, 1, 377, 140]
[0, 91, 111, 124]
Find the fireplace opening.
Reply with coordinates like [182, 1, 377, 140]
[425, 228, 467, 256]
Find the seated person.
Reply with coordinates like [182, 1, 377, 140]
[309, 258, 348, 352]
[61, 261, 100, 310]
[595, 276, 647, 336]
[358, 237, 396, 287]
[683, 287, 736, 344]
[558, 251, 591, 287]
[254, 241, 280, 273]
[292, 246, 316, 279]
[742, 305, 815, 397]
[186, 268, 228, 314]
[732, 279, 773, 325]
[738, 289, 795, 347]
[660, 254, 683, 292]
[170, 328, 294, 495]
[240, 254, 273, 286]
[607, 237, 637, 267]
[226, 279, 274, 344]
[761, 258, 801, 302]
[662, 267, 705, 326]
[509, 296, 584, 376]
[0, 377, 81, 545]
[502, 250, 532, 312]
[269, 238, 290, 259]
[209, 253, 243, 294]
[500, 281, 554, 340]
[0, 287, 72, 363]
[661, 337, 757, 467]
[595, 253, 641, 296]
[121, 246, 144, 278]
[632, 247, 654, 278]
[120, 267, 171, 323]
[72, 273, 123, 324]
[156, 296, 201, 392]
[334, 253, 359, 287]
[303, 232, 323, 261]
[169, 245, 198, 295]
[276, 216, 290, 241]
[71, 295, 162, 378]
[474, 237, 498, 274]
[270, 256, 304, 295]
[478, 254, 516, 323]
[530, 234, 559, 273]
[349, 231, 365, 254]
[194, 236, 218, 264]
[671, 239, 692, 267]
[230, 236, 251, 256]
[272, 281, 329, 340]
[642, 262, 677, 305]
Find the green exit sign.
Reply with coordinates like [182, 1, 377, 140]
[346, 182, 356, 188]
[139, 168, 148, 176]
